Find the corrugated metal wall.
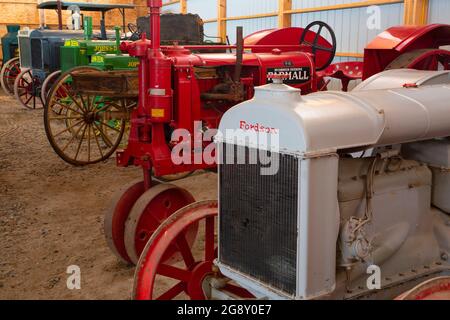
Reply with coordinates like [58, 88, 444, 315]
[428, 0, 450, 24]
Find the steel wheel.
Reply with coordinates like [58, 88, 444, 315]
[44, 67, 127, 165]
[0, 57, 20, 96]
[395, 277, 450, 300]
[41, 70, 61, 104]
[386, 49, 450, 71]
[14, 68, 43, 109]
[104, 180, 147, 264]
[125, 184, 196, 264]
[133, 200, 253, 300]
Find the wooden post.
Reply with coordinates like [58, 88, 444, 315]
[278, 0, 292, 28]
[180, 0, 187, 14]
[218, 0, 227, 43]
[404, 0, 429, 25]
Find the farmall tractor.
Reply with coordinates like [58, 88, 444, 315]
[102, 1, 450, 299]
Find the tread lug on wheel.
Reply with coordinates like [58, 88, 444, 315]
[133, 200, 254, 300]
[124, 183, 196, 264]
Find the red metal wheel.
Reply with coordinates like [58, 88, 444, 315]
[0, 57, 20, 96]
[386, 49, 450, 71]
[14, 68, 44, 109]
[133, 200, 254, 300]
[124, 184, 196, 264]
[104, 180, 147, 264]
[395, 276, 450, 300]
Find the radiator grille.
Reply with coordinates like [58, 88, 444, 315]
[31, 39, 43, 70]
[18, 37, 31, 68]
[219, 143, 299, 295]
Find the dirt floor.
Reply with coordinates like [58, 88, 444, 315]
[0, 91, 217, 299]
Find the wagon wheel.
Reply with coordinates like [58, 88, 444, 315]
[124, 184, 197, 264]
[41, 70, 61, 104]
[386, 49, 450, 71]
[0, 57, 20, 96]
[133, 200, 254, 300]
[14, 68, 43, 109]
[104, 180, 147, 264]
[44, 66, 127, 165]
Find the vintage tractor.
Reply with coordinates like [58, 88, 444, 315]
[0, 25, 20, 95]
[131, 69, 450, 300]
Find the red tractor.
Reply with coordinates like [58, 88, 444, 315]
[103, 0, 450, 298]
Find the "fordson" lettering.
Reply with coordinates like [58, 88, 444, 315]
[240, 120, 279, 134]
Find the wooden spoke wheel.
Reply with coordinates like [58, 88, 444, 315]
[14, 68, 44, 109]
[386, 49, 450, 71]
[133, 200, 254, 300]
[104, 180, 147, 264]
[0, 57, 20, 96]
[41, 70, 61, 104]
[124, 184, 196, 264]
[44, 66, 127, 165]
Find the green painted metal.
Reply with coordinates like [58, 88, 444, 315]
[59, 23, 138, 73]
[1, 25, 20, 62]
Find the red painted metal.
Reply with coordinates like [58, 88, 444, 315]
[104, 180, 146, 264]
[133, 200, 253, 300]
[363, 24, 450, 79]
[317, 61, 364, 91]
[124, 184, 196, 264]
[117, 1, 329, 180]
[395, 277, 450, 300]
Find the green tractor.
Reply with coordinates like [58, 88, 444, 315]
[44, 19, 138, 166]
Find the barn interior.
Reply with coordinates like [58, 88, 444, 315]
[0, 0, 449, 300]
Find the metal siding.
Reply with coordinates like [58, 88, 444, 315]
[227, 0, 278, 16]
[203, 22, 219, 40]
[292, 3, 403, 54]
[162, 3, 180, 13]
[227, 17, 278, 44]
[293, 0, 374, 8]
[187, 0, 217, 20]
[428, 0, 450, 24]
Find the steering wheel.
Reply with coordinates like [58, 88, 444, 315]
[127, 23, 141, 41]
[299, 21, 337, 71]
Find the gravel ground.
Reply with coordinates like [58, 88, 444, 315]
[0, 91, 217, 299]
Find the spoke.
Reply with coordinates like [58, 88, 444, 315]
[50, 100, 83, 116]
[87, 121, 91, 162]
[93, 122, 114, 148]
[176, 234, 196, 268]
[48, 115, 83, 120]
[24, 95, 32, 105]
[74, 124, 88, 161]
[60, 122, 85, 152]
[92, 124, 104, 158]
[59, 84, 85, 112]
[53, 119, 84, 137]
[98, 120, 122, 133]
[156, 281, 185, 300]
[157, 264, 192, 282]
[205, 216, 215, 261]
